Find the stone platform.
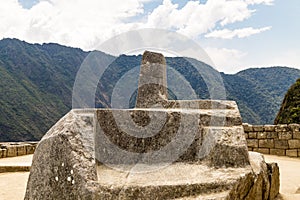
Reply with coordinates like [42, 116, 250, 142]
[95, 100, 249, 168]
[25, 51, 279, 199]
[96, 152, 273, 199]
[0, 155, 32, 173]
[4, 153, 300, 200]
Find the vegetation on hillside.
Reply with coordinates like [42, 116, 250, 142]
[0, 38, 300, 141]
[0, 38, 88, 141]
[274, 78, 300, 124]
[227, 67, 300, 124]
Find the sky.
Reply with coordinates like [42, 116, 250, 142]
[0, 0, 299, 73]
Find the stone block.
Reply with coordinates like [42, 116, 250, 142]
[239, 152, 278, 200]
[247, 139, 258, 148]
[245, 133, 249, 139]
[1, 149, 7, 158]
[286, 149, 298, 157]
[267, 132, 278, 139]
[274, 140, 289, 149]
[199, 113, 242, 127]
[6, 146, 17, 157]
[253, 125, 264, 132]
[136, 51, 168, 108]
[264, 125, 275, 132]
[26, 145, 36, 154]
[25, 109, 254, 200]
[248, 147, 253, 151]
[270, 149, 285, 156]
[288, 124, 300, 132]
[288, 140, 300, 149]
[248, 132, 257, 139]
[275, 124, 289, 132]
[253, 148, 270, 154]
[25, 111, 97, 200]
[257, 132, 267, 139]
[259, 139, 274, 148]
[25, 50, 278, 200]
[298, 150, 300, 157]
[243, 124, 253, 132]
[95, 109, 249, 168]
[0, 149, 3, 158]
[278, 132, 292, 140]
[17, 145, 27, 156]
[293, 131, 300, 139]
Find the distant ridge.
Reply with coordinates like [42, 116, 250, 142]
[0, 38, 299, 141]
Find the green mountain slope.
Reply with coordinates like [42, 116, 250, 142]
[274, 78, 300, 124]
[0, 39, 88, 141]
[0, 38, 299, 141]
[223, 67, 300, 124]
[238, 67, 300, 124]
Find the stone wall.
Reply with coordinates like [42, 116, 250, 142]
[244, 123, 300, 157]
[0, 142, 38, 158]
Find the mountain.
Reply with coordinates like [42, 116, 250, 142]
[0, 38, 88, 141]
[0, 38, 299, 141]
[274, 78, 300, 124]
[222, 67, 300, 124]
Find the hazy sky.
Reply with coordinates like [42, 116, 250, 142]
[1, 0, 299, 73]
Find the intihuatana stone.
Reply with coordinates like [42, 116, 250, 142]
[136, 51, 168, 108]
[25, 51, 279, 200]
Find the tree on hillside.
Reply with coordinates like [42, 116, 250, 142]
[274, 78, 300, 124]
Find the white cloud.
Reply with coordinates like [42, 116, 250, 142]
[205, 26, 271, 39]
[145, 0, 273, 38]
[204, 48, 300, 74]
[0, 0, 273, 50]
[205, 47, 247, 74]
[0, 0, 149, 50]
[245, 0, 274, 6]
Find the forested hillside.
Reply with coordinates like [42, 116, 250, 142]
[0, 38, 299, 141]
[274, 78, 300, 124]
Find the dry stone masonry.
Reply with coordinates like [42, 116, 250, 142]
[0, 142, 37, 173]
[0, 142, 37, 158]
[25, 51, 279, 200]
[244, 123, 300, 157]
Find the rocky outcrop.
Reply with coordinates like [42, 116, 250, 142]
[25, 110, 99, 200]
[227, 152, 279, 200]
[25, 113, 280, 200]
[25, 51, 279, 200]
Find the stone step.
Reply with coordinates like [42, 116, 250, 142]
[96, 163, 251, 199]
[169, 100, 238, 110]
[174, 190, 230, 200]
[0, 166, 30, 173]
[0, 155, 33, 173]
[95, 109, 246, 165]
[200, 126, 247, 152]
